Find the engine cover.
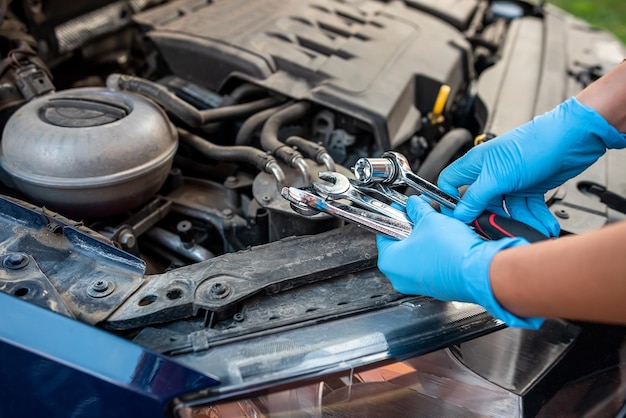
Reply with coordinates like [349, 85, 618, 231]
[135, 0, 475, 150]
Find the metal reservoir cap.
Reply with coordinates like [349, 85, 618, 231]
[0, 87, 178, 218]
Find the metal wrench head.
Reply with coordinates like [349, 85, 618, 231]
[281, 186, 411, 239]
[312, 171, 352, 198]
[382, 151, 459, 209]
[353, 151, 412, 184]
[352, 181, 408, 207]
[381, 151, 413, 175]
[316, 171, 409, 222]
[282, 186, 321, 216]
[352, 151, 415, 186]
[353, 157, 396, 183]
[353, 151, 458, 209]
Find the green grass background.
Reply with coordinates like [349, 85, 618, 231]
[550, 0, 626, 44]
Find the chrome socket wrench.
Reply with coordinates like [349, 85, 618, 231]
[312, 171, 409, 223]
[353, 151, 458, 209]
[352, 151, 549, 242]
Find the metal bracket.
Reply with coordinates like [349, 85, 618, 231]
[0, 196, 145, 324]
[105, 224, 379, 330]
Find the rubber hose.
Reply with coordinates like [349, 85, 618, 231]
[199, 96, 283, 124]
[108, 74, 283, 127]
[260, 101, 312, 183]
[285, 136, 336, 171]
[178, 129, 285, 188]
[417, 128, 473, 183]
[227, 83, 267, 103]
[179, 129, 273, 169]
[235, 103, 290, 145]
[260, 101, 311, 153]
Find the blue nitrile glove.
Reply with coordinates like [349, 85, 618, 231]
[377, 196, 543, 329]
[438, 97, 626, 237]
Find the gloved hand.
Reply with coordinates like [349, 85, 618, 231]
[438, 97, 626, 236]
[377, 196, 543, 329]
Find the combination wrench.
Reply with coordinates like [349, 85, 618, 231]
[353, 151, 549, 242]
[281, 186, 412, 239]
[312, 171, 409, 223]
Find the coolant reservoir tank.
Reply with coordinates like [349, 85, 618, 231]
[0, 87, 177, 218]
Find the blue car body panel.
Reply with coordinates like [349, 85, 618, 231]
[0, 292, 218, 418]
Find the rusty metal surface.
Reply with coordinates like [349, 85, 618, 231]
[0, 196, 145, 324]
[105, 224, 379, 330]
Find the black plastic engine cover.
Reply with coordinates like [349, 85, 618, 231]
[135, 0, 475, 150]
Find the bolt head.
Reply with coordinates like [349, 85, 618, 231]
[92, 280, 110, 292]
[88, 279, 115, 298]
[119, 231, 136, 248]
[208, 282, 231, 299]
[554, 209, 570, 220]
[177, 221, 193, 233]
[3, 253, 29, 270]
[225, 176, 238, 187]
[211, 283, 225, 295]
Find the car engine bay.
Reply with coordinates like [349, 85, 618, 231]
[1, 0, 626, 412]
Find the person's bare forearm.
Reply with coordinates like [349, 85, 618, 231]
[577, 60, 626, 132]
[490, 221, 626, 324]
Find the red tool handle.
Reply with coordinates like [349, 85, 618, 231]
[472, 211, 550, 243]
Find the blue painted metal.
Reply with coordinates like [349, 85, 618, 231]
[0, 292, 219, 418]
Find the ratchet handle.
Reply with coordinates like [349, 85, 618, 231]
[472, 211, 550, 243]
